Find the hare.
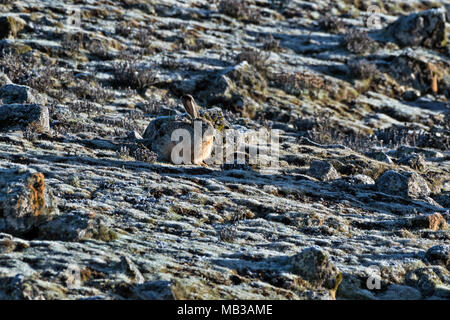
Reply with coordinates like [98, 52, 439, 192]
[143, 95, 215, 164]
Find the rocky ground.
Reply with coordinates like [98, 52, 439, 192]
[0, 0, 449, 300]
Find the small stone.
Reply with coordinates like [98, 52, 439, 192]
[402, 90, 420, 101]
[127, 130, 143, 140]
[348, 174, 375, 185]
[375, 170, 430, 198]
[307, 160, 340, 181]
[291, 247, 339, 289]
[425, 245, 449, 269]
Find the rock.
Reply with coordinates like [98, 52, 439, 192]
[381, 9, 447, 49]
[375, 170, 430, 198]
[377, 284, 422, 300]
[365, 151, 393, 164]
[397, 153, 426, 171]
[132, 280, 174, 300]
[291, 247, 339, 289]
[425, 245, 449, 269]
[336, 273, 376, 300]
[0, 84, 45, 105]
[348, 174, 375, 185]
[390, 146, 443, 160]
[38, 211, 118, 241]
[409, 213, 447, 231]
[405, 267, 444, 297]
[0, 72, 12, 87]
[0, 167, 58, 236]
[307, 160, 340, 181]
[184, 61, 265, 118]
[127, 130, 143, 140]
[0, 16, 26, 39]
[0, 104, 50, 131]
[402, 90, 420, 101]
[119, 256, 144, 284]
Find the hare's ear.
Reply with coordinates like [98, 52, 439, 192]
[182, 96, 199, 118]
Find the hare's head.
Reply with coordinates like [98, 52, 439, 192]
[181, 94, 199, 119]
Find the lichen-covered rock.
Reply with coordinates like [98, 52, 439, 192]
[0, 16, 26, 39]
[38, 211, 118, 241]
[132, 281, 174, 300]
[425, 245, 449, 269]
[375, 170, 430, 198]
[365, 150, 393, 164]
[291, 247, 339, 289]
[381, 9, 447, 49]
[193, 61, 266, 118]
[397, 153, 426, 171]
[377, 284, 422, 300]
[307, 160, 340, 181]
[0, 84, 45, 105]
[0, 167, 58, 235]
[0, 104, 50, 131]
[389, 145, 443, 159]
[405, 267, 446, 297]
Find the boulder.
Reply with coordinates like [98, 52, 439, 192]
[0, 84, 45, 105]
[307, 160, 340, 181]
[425, 245, 449, 269]
[291, 247, 339, 289]
[0, 104, 50, 131]
[381, 9, 447, 49]
[375, 170, 430, 198]
[0, 167, 58, 235]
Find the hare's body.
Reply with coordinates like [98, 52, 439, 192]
[143, 96, 214, 164]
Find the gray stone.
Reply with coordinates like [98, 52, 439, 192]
[376, 170, 430, 199]
[348, 174, 375, 185]
[38, 211, 118, 242]
[381, 9, 447, 49]
[365, 151, 393, 164]
[0, 84, 45, 105]
[307, 160, 340, 181]
[377, 284, 422, 300]
[0, 104, 50, 131]
[0, 72, 12, 87]
[397, 153, 426, 171]
[132, 281, 174, 300]
[0, 167, 58, 235]
[425, 245, 449, 269]
[291, 247, 339, 289]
